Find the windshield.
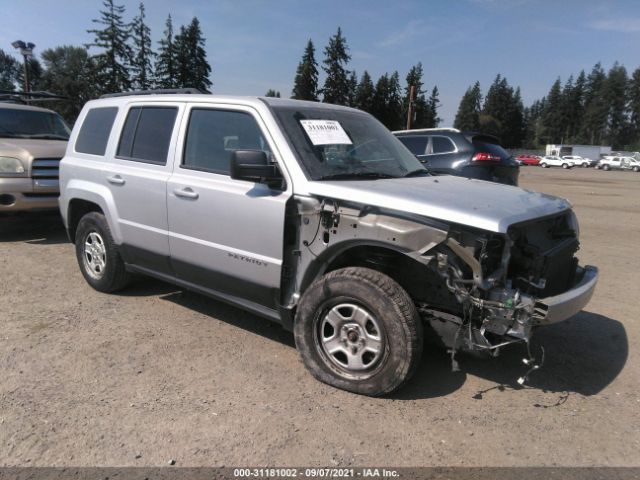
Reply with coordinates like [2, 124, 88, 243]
[270, 105, 426, 180]
[0, 108, 70, 140]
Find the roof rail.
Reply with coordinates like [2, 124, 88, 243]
[100, 88, 204, 99]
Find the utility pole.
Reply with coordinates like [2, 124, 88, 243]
[11, 40, 35, 93]
[406, 85, 415, 130]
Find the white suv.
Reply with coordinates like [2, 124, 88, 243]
[539, 156, 573, 169]
[58, 91, 598, 395]
[562, 155, 592, 168]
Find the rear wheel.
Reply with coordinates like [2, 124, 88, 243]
[540, 162, 547, 168]
[294, 267, 423, 396]
[634, 166, 639, 172]
[562, 163, 569, 169]
[603, 164, 611, 171]
[582, 163, 589, 168]
[75, 212, 131, 293]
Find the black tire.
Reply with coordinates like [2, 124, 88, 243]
[294, 267, 423, 396]
[75, 211, 131, 293]
[562, 163, 569, 169]
[582, 163, 589, 168]
[634, 166, 639, 172]
[603, 164, 610, 171]
[540, 163, 547, 168]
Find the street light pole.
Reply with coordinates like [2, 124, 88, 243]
[11, 40, 35, 93]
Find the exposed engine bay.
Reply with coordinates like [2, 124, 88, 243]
[283, 196, 591, 383]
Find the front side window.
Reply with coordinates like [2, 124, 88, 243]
[75, 107, 118, 155]
[271, 106, 425, 180]
[117, 106, 178, 164]
[183, 109, 271, 175]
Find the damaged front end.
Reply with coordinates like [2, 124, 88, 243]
[422, 211, 598, 380]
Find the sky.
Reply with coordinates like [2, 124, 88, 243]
[1, 0, 640, 124]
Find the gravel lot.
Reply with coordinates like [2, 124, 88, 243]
[0, 167, 638, 467]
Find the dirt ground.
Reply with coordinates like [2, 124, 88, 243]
[0, 167, 638, 467]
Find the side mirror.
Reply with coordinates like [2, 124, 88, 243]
[230, 150, 282, 186]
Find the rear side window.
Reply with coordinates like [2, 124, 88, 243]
[117, 106, 178, 165]
[397, 135, 428, 155]
[431, 136, 456, 154]
[183, 109, 270, 175]
[75, 107, 118, 155]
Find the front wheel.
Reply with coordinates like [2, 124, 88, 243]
[75, 211, 132, 293]
[633, 166, 639, 172]
[294, 267, 423, 396]
[540, 163, 547, 168]
[562, 163, 569, 169]
[603, 164, 611, 171]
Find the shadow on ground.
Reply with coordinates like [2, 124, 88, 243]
[0, 212, 67, 245]
[155, 285, 627, 401]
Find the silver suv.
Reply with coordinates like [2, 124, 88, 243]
[59, 91, 598, 396]
[0, 102, 69, 212]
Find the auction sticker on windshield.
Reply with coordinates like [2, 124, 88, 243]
[300, 120, 352, 146]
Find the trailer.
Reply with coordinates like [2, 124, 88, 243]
[546, 144, 611, 160]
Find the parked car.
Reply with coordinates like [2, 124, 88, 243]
[595, 156, 640, 171]
[392, 128, 519, 185]
[539, 155, 574, 169]
[59, 91, 598, 396]
[562, 155, 593, 167]
[516, 154, 541, 166]
[0, 102, 70, 212]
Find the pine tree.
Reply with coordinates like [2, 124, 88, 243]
[321, 27, 351, 105]
[39, 46, 99, 123]
[605, 62, 629, 148]
[291, 40, 318, 101]
[0, 49, 19, 91]
[131, 2, 154, 90]
[174, 18, 212, 91]
[354, 71, 375, 113]
[541, 78, 564, 144]
[503, 86, 525, 148]
[86, 0, 133, 93]
[628, 67, 640, 147]
[387, 72, 403, 130]
[425, 86, 441, 128]
[579, 62, 608, 145]
[347, 70, 358, 107]
[265, 89, 281, 97]
[481, 74, 524, 146]
[371, 73, 390, 126]
[155, 15, 176, 88]
[403, 63, 430, 129]
[561, 71, 586, 143]
[454, 81, 482, 131]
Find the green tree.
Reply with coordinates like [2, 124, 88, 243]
[265, 89, 280, 97]
[579, 62, 608, 145]
[155, 15, 177, 88]
[291, 39, 318, 101]
[425, 86, 441, 128]
[39, 46, 99, 123]
[403, 63, 430, 129]
[370, 72, 402, 129]
[16, 57, 44, 92]
[321, 27, 351, 105]
[561, 71, 586, 143]
[174, 18, 212, 91]
[0, 49, 19, 91]
[540, 78, 564, 144]
[523, 98, 545, 148]
[482, 74, 524, 146]
[628, 67, 640, 147]
[131, 2, 154, 90]
[605, 62, 629, 148]
[354, 71, 375, 113]
[347, 70, 358, 107]
[454, 81, 482, 131]
[86, 0, 133, 93]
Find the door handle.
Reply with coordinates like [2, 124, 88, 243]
[107, 175, 125, 186]
[173, 187, 199, 200]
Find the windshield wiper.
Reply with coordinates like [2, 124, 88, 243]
[403, 168, 430, 177]
[28, 134, 69, 140]
[318, 172, 397, 181]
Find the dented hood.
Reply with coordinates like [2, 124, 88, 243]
[306, 175, 571, 233]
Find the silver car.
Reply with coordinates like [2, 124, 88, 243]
[59, 92, 598, 396]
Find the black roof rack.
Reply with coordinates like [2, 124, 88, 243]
[0, 90, 67, 103]
[100, 88, 204, 99]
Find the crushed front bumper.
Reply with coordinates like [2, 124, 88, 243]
[535, 265, 598, 324]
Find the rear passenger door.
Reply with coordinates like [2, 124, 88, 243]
[104, 102, 184, 275]
[423, 135, 458, 174]
[166, 104, 290, 314]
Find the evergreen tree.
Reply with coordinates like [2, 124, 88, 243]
[354, 71, 375, 113]
[371, 73, 390, 126]
[503, 86, 524, 147]
[0, 49, 19, 91]
[403, 63, 430, 129]
[347, 70, 358, 107]
[15, 57, 43, 92]
[155, 15, 177, 88]
[265, 89, 281, 97]
[425, 86, 441, 128]
[605, 62, 629, 148]
[540, 78, 564, 144]
[628, 67, 640, 147]
[321, 27, 351, 105]
[39, 46, 99, 123]
[482, 74, 524, 146]
[131, 2, 154, 90]
[174, 18, 212, 91]
[454, 81, 482, 131]
[370, 72, 402, 129]
[523, 98, 545, 148]
[291, 39, 318, 101]
[561, 71, 586, 143]
[86, 0, 133, 93]
[579, 62, 608, 144]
